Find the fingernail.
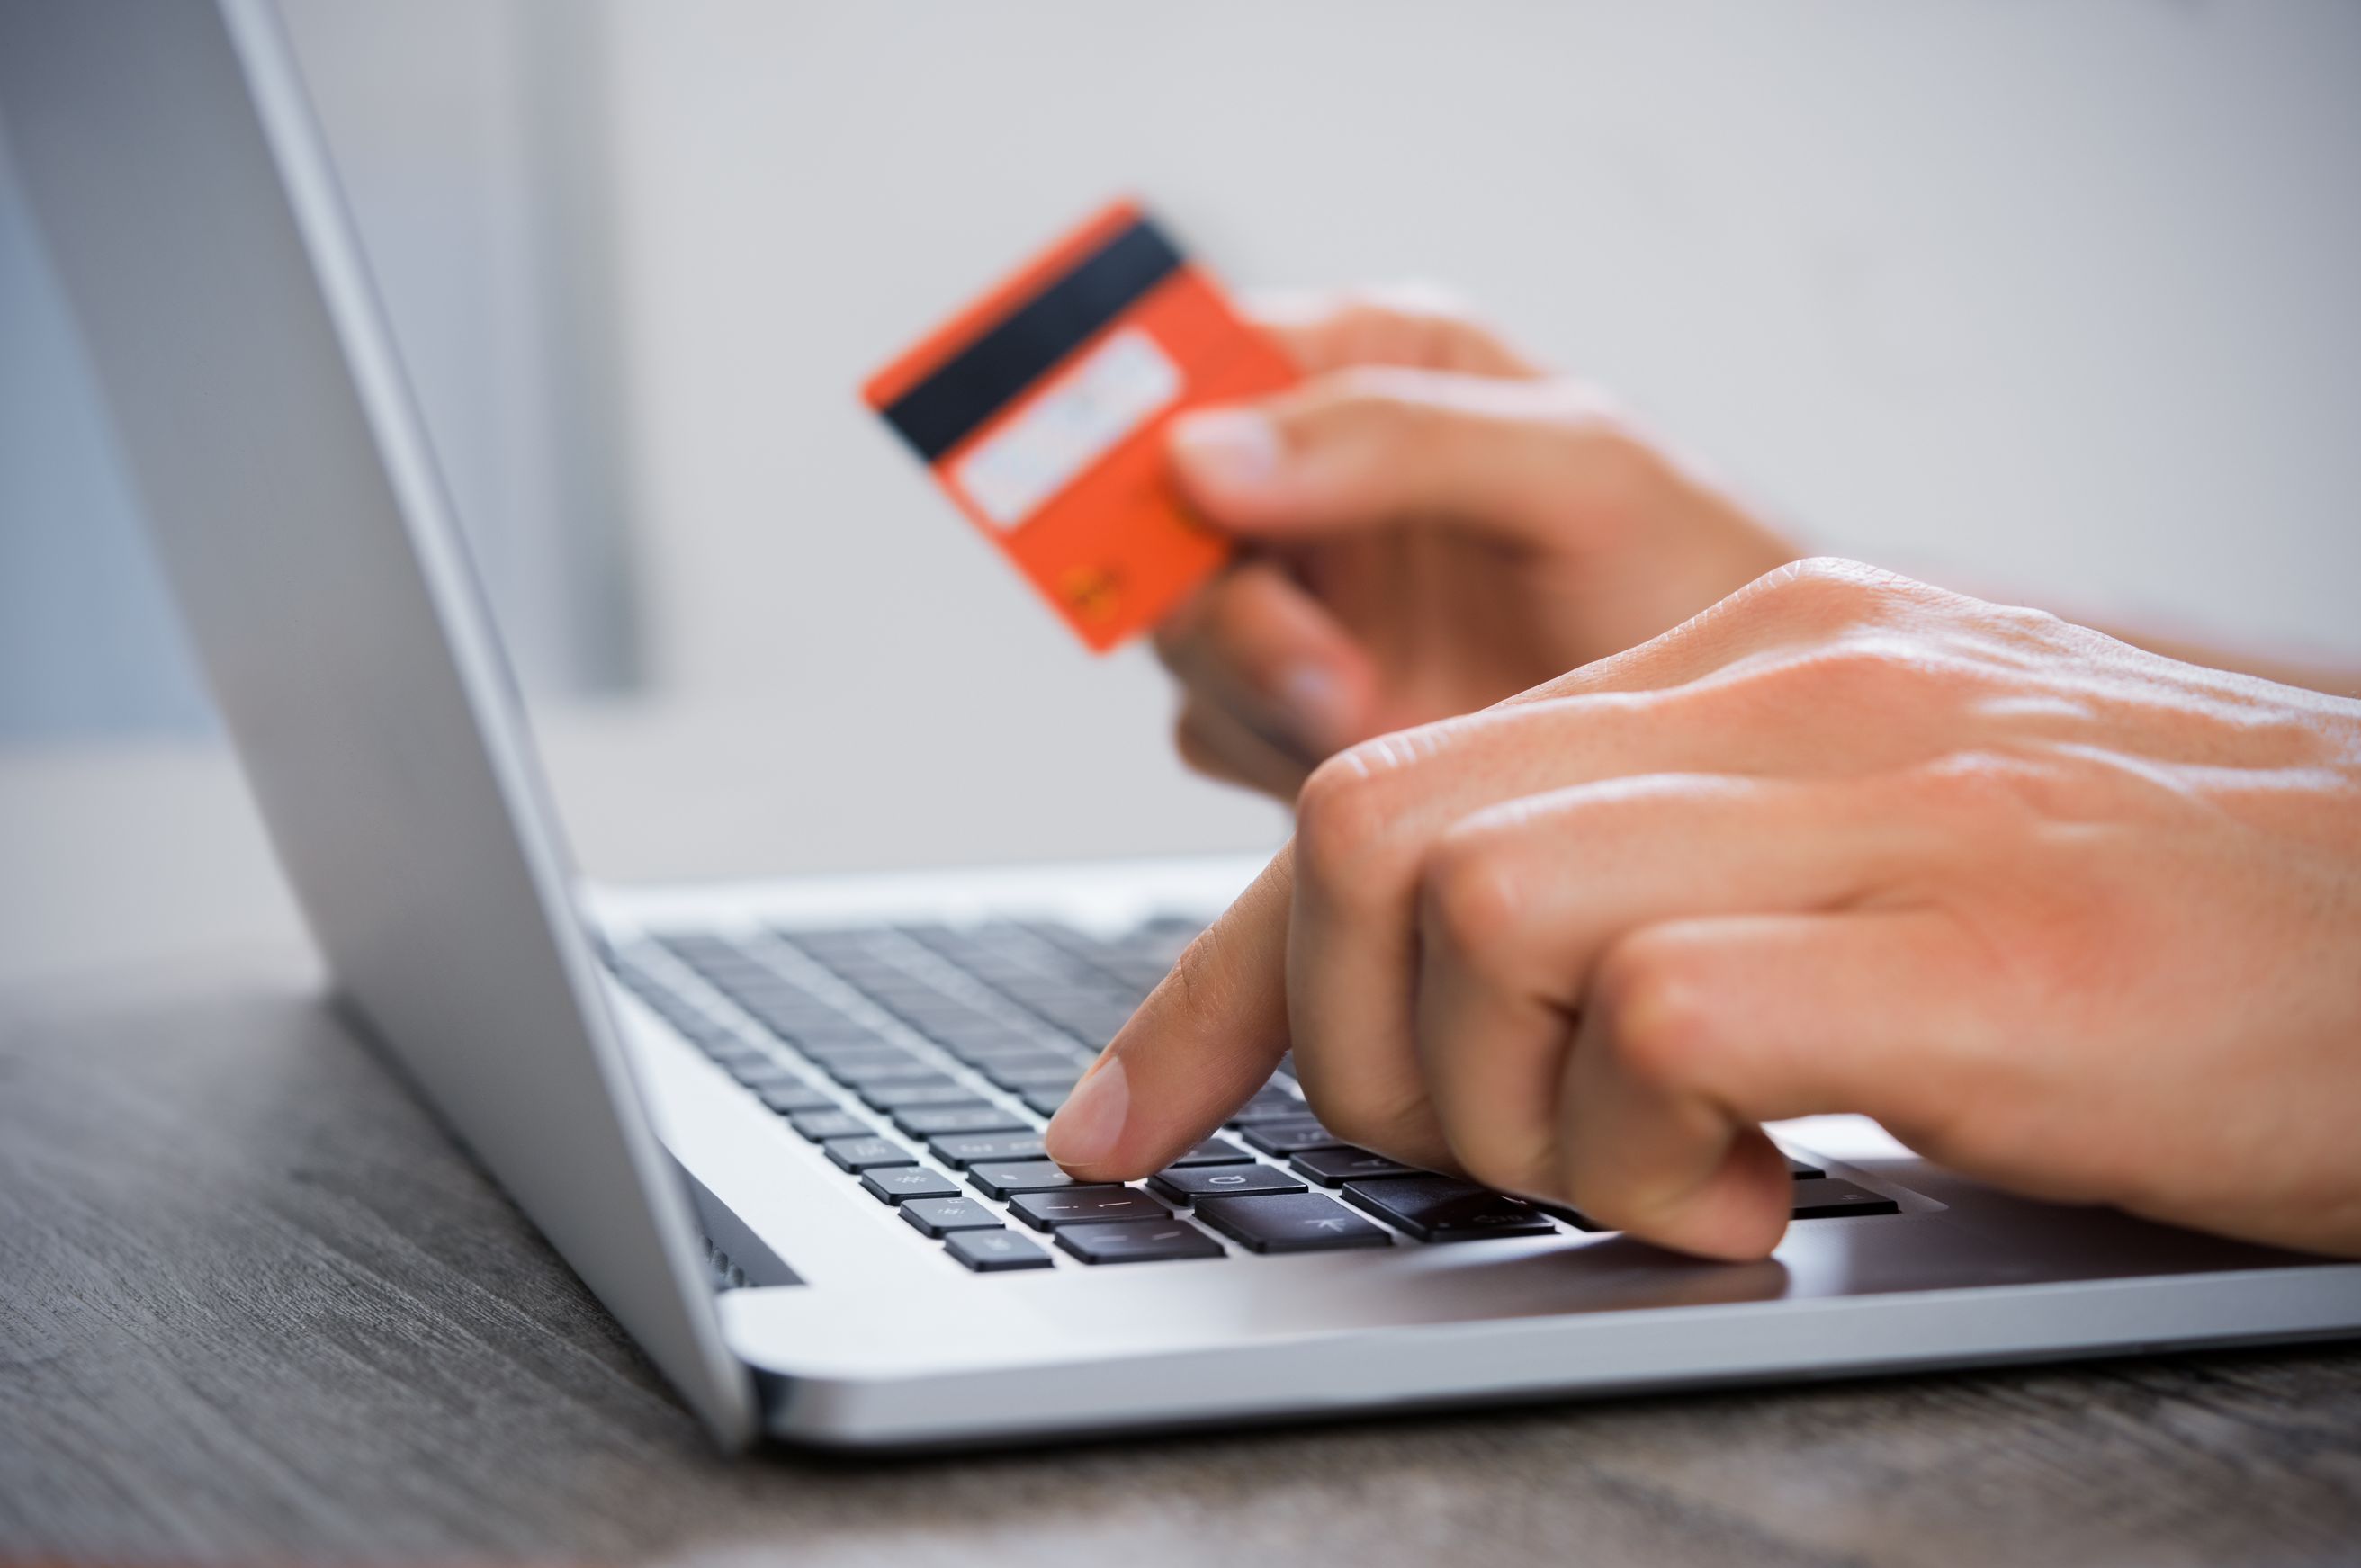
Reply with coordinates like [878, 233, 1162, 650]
[1277, 664, 1352, 752]
[1170, 409, 1282, 492]
[1046, 1053, 1129, 1170]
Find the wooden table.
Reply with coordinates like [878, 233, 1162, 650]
[5, 721, 2360, 1566]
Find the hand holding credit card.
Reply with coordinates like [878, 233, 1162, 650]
[863, 201, 1297, 651]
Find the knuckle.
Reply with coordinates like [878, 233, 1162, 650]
[1205, 569, 1284, 641]
[1308, 1091, 1385, 1149]
[1171, 708, 1239, 783]
[1333, 282, 1483, 345]
[1198, 582, 1294, 685]
[1375, 284, 1523, 372]
[1591, 931, 1725, 1092]
[1522, 389, 1660, 499]
[1731, 555, 1916, 632]
[1298, 1079, 1413, 1155]
[1294, 741, 1410, 885]
[1454, 1135, 1548, 1199]
[1572, 409, 1657, 484]
[1151, 590, 1230, 680]
[1149, 615, 1198, 671]
[1719, 623, 1990, 729]
[1899, 748, 2062, 831]
[1315, 365, 1431, 433]
[1418, 820, 1531, 968]
[1281, 372, 1429, 470]
[1175, 708, 1227, 779]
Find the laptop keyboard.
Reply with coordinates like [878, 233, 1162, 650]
[602, 918, 1900, 1275]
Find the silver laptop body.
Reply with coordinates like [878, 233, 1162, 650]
[7, 0, 2357, 1454]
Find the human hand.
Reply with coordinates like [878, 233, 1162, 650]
[1054, 560, 2361, 1260]
[1152, 289, 1794, 797]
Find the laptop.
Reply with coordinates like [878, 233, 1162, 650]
[6, 0, 2357, 1453]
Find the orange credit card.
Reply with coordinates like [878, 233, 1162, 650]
[863, 201, 1297, 652]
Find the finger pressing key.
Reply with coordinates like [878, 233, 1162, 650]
[1046, 848, 1297, 1180]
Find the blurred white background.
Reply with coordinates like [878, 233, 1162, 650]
[5, 0, 2358, 883]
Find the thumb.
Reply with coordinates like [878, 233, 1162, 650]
[1167, 368, 1638, 549]
[1046, 846, 1296, 1180]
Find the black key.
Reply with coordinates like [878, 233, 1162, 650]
[796, 1036, 911, 1062]
[1196, 1193, 1395, 1254]
[1242, 1120, 1351, 1156]
[857, 1079, 977, 1111]
[1290, 1146, 1419, 1186]
[822, 1135, 919, 1173]
[725, 1057, 804, 1087]
[795, 1027, 913, 1051]
[859, 1165, 963, 1204]
[979, 1054, 1088, 1090]
[1019, 1088, 1073, 1117]
[727, 987, 846, 1015]
[1790, 1178, 1900, 1220]
[852, 967, 940, 992]
[1223, 1089, 1310, 1125]
[966, 1160, 1082, 1200]
[937, 1034, 1055, 1063]
[1786, 1153, 1827, 1180]
[1055, 1218, 1225, 1265]
[1341, 1176, 1557, 1242]
[732, 1060, 806, 1087]
[929, 1131, 1048, 1168]
[786, 1108, 870, 1142]
[916, 1017, 1021, 1044]
[786, 1030, 908, 1060]
[892, 1104, 1028, 1138]
[777, 926, 881, 954]
[1164, 1136, 1254, 1168]
[899, 1008, 1009, 1038]
[900, 1196, 1003, 1236]
[755, 1080, 839, 1115]
[1009, 1186, 1172, 1232]
[768, 1019, 890, 1049]
[715, 977, 828, 1006]
[946, 1228, 1055, 1272]
[772, 1028, 897, 1056]
[867, 982, 960, 1008]
[1148, 1163, 1306, 1203]
[990, 1066, 1087, 1097]
[828, 1057, 947, 1088]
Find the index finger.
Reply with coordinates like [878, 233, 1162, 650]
[1044, 845, 1298, 1180]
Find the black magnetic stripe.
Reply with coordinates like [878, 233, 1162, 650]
[883, 217, 1183, 462]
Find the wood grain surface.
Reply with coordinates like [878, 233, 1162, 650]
[5, 948, 2360, 1568]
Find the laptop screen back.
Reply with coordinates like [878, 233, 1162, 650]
[0, 0, 754, 1444]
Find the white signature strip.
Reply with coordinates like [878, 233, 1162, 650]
[953, 327, 1182, 531]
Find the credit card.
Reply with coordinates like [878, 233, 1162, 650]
[863, 200, 1297, 651]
